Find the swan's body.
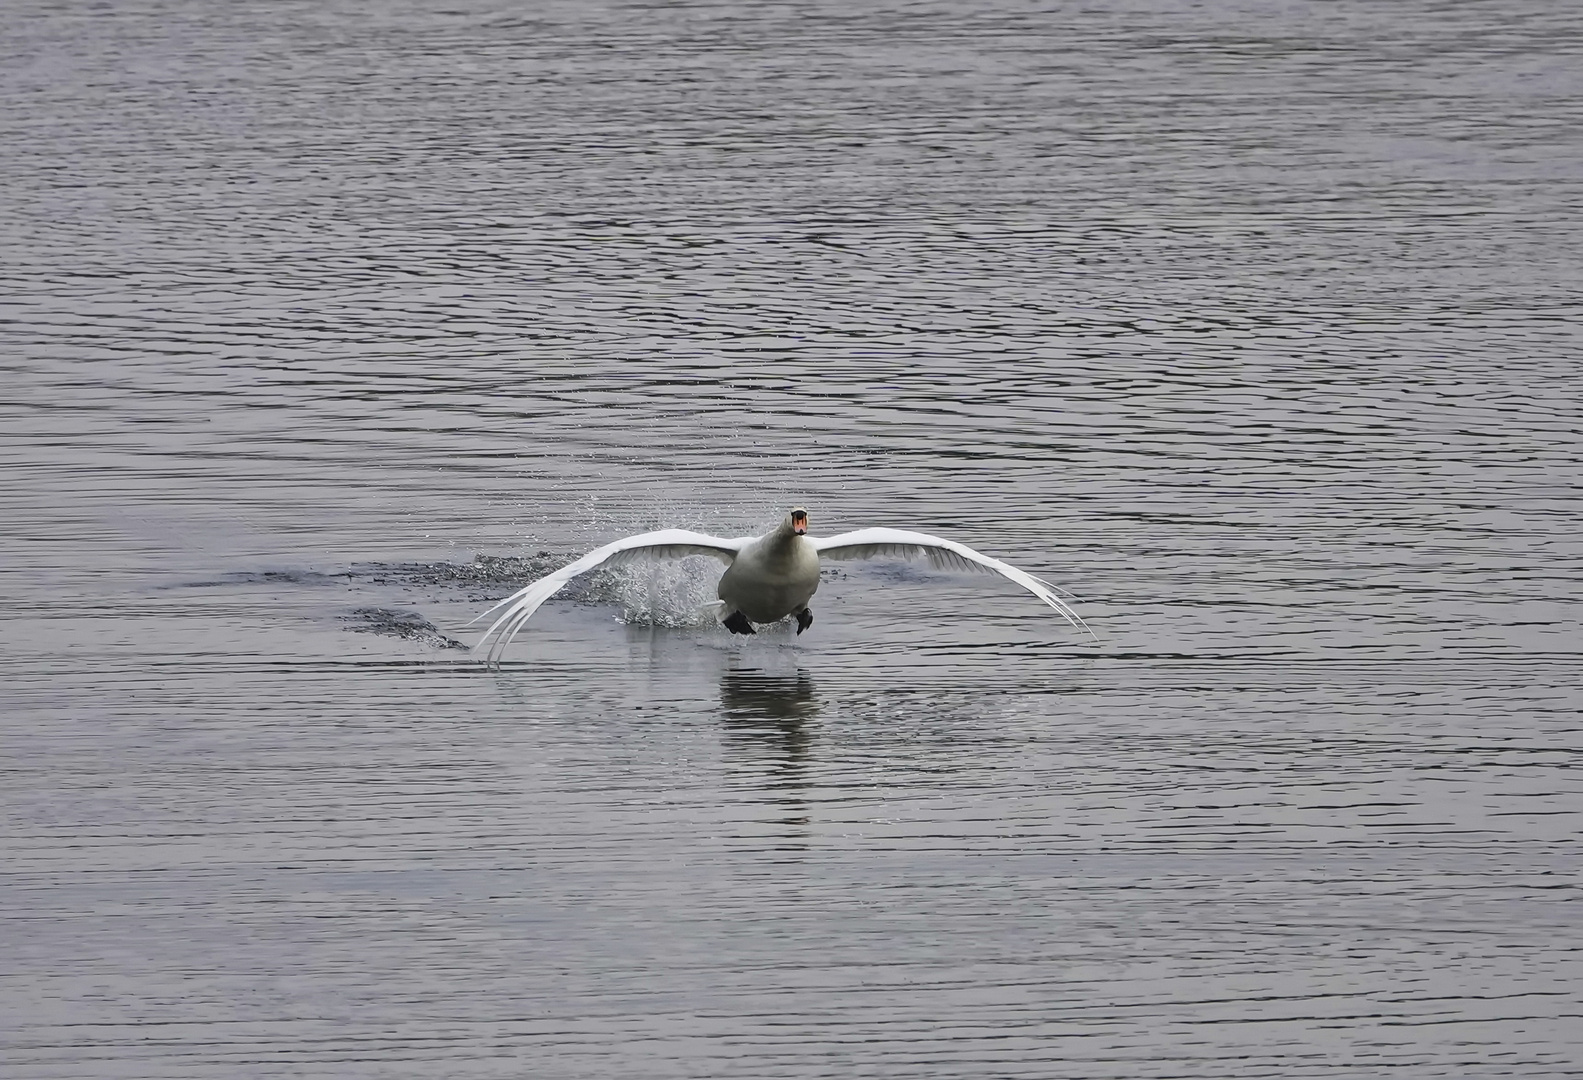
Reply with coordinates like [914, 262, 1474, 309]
[470, 508, 1091, 662]
[716, 515, 822, 624]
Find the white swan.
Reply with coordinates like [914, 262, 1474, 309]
[470, 508, 1092, 662]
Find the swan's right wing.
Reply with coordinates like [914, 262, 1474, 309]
[471, 529, 748, 662]
[813, 527, 1093, 637]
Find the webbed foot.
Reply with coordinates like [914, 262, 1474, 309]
[795, 608, 813, 635]
[723, 611, 757, 635]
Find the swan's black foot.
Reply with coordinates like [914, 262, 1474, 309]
[723, 611, 756, 635]
[795, 607, 813, 635]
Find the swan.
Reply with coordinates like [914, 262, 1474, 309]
[470, 507, 1092, 662]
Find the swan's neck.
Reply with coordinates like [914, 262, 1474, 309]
[763, 525, 806, 559]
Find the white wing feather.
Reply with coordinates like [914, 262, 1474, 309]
[471, 529, 749, 662]
[813, 527, 1093, 637]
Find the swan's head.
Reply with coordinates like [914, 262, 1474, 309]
[788, 507, 809, 535]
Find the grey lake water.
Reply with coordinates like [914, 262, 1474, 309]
[3, 0, 1582, 1076]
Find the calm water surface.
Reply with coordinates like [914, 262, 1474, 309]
[3, 0, 1581, 1076]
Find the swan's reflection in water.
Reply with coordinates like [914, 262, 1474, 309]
[719, 668, 820, 759]
[721, 667, 820, 721]
[719, 667, 820, 838]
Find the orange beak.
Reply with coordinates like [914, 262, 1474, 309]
[792, 512, 808, 535]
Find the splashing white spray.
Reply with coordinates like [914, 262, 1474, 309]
[584, 557, 725, 629]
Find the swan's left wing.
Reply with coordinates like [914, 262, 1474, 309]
[813, 527, 1094, 637]
[471, 529, 749, 662]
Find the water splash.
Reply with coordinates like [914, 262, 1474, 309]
[583, 558, 726, 629]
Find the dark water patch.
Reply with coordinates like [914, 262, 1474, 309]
[181, 567, 349, 589]
[352, 553, 560, 595]
[178, 554, 560, 600]
[342, 607, 468, 651]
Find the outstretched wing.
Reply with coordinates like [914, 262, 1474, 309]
[471, 529, 749, 662]
[813, 527, 1093, 637]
